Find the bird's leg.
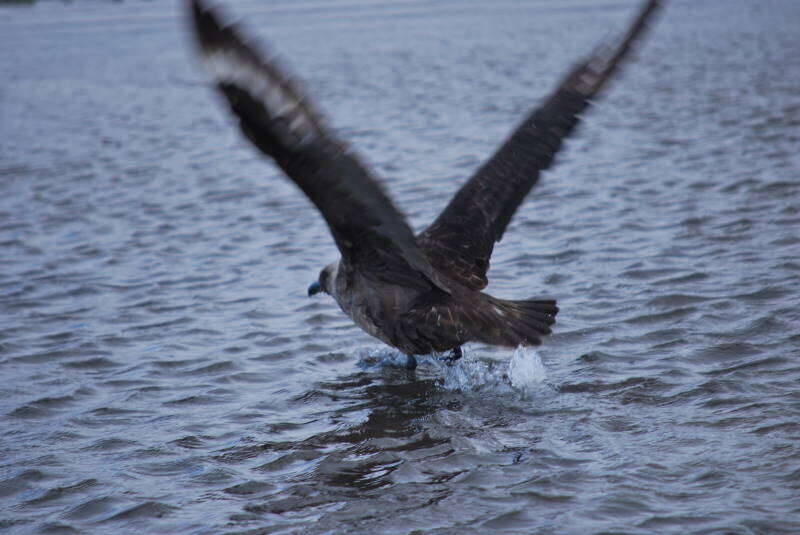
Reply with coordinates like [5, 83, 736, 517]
[443, 346, 462, 365]
[404, 354, 418, 371]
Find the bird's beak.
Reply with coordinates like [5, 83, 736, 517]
[307, 280, 322, 297]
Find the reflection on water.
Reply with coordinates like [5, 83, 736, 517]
[2, 0, 800, 533]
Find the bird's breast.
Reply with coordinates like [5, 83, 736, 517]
[331, 273, 413, 350]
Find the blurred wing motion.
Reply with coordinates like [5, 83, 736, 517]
[189, 0, 450, 293]
[188, 0, 662, 358]
[418, 0, 661, 290]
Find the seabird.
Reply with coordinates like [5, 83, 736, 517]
[188, 0, 660, 369]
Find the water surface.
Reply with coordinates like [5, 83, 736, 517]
[1, 0, 799, 533]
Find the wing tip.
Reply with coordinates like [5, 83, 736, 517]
[566, 0, 662, 97]
[187, 0, 328, 148]
[188, 0, 225, 53]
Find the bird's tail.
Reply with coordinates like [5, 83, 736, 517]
[478, 297, 559, 347]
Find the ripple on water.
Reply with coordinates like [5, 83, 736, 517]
[2, 0, 800, 534]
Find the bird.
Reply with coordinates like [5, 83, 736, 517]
[188, 0, 660, 370]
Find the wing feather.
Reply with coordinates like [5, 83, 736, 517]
[418, 0, 661, 290]
[189, 0, 450, 293]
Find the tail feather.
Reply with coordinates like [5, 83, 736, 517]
[482, 297, 559, 347]
[404, 295, 558, 353]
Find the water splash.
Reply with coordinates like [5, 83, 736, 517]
[355, 345, 550, 396]
[439, 345, 549, 396]
[507, 345, 548, 391]
[355, 346, 414, 370]
[438, 354, 507, 392]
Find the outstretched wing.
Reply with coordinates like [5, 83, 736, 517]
[417, 0, 661, 290]
[189, 0, 449, 293]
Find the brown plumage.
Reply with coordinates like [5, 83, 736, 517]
[187, 0, 661, 368]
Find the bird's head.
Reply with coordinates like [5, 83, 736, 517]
[308, 261, 338, 297]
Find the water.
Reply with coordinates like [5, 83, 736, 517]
[1, 0, 799, 533]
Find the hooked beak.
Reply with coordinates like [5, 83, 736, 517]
[307, 280, 322, 297]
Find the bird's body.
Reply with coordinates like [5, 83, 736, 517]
[324, 257, 557, 357]
[188, 0, 661, 367]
